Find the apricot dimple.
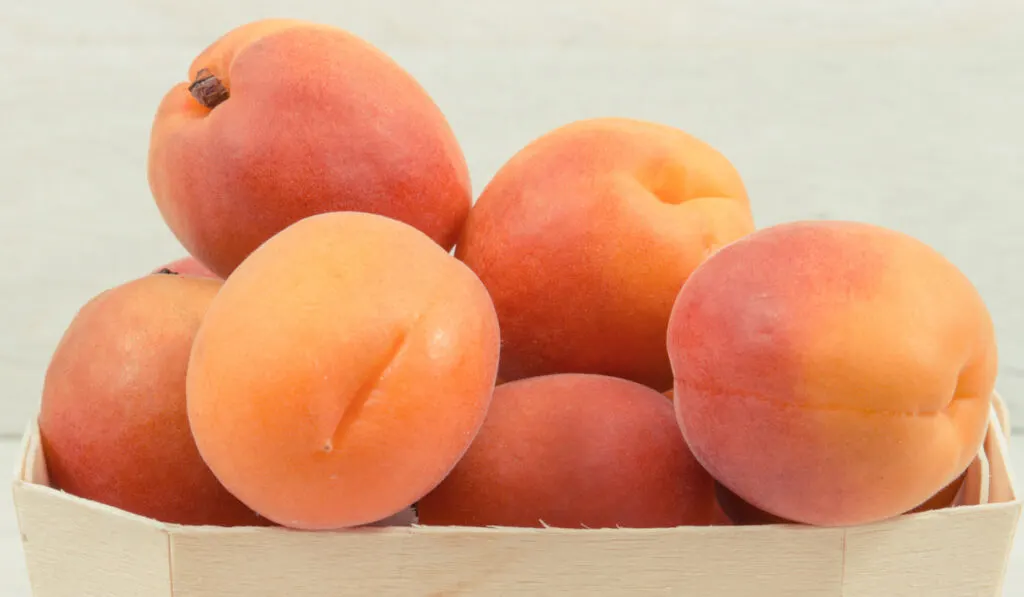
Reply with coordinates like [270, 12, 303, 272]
[455, 117, 753, 390]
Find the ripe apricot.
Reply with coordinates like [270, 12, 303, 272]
[715, 472, 966, 526]
[38, 274, 265, 526]
[153, 256, 219, 279]
[668, 220, 997, 526]
[186, 212, 500, 530]
[148, 18, 472, 278]
[713, 482, 791, 526]
[416, 374, 717, 529]
[455, 117, 753, 390]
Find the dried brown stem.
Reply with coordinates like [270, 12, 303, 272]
[188, 68, 230, 109]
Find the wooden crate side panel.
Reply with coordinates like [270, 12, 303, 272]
[169, 525, 845, 597]
[841, 504, 1022, 597]
[12, 482, 172, 597]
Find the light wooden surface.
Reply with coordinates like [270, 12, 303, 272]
[1, 436, 1022, 595]
[1, 0, 1023, 436]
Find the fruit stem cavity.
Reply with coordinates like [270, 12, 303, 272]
[189, 68, 230, 109]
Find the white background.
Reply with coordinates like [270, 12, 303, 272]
[1, 1, 1022, 593]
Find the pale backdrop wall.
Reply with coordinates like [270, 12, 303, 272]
[1, 0, 1022, 436]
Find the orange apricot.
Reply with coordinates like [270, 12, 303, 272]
[668, 220, 997, 526]
[416, 374, 717, 529]
[186, 211, 500, 530]
[38, 274, 266, 526]
[148, 19, 471, 278]
[455, 117, 753, 390]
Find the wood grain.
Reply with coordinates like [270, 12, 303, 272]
[169, 524, 844, 596]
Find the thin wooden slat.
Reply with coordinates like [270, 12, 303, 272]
[18, 421, 49, 487]
[986, 402, 1018, 504]
[960, 449, 990, 507]
[841, 504, 1021, 597]
[168, 524, 846, 597]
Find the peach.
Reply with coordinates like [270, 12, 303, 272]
[148, 18, 472, 278]
[455, 117, 753, 390]
[668, 220, 997, 526]
[38, 274, 266, 526]
[186, 211, 500, 530]
[416, 374, 717, 529]
[153, 256, 219, 279]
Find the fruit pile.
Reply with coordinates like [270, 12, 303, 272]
[37, 18, 998, 533]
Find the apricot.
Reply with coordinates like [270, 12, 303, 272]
[186, 211, 500, 530]
[714, 482, 790, 526]
[455, 117, 753, 390]
[715, 472, 967, 526]
[153, 256, 219, 279]
[709, 502, 733, 526]
[38, 274, 265, 526]
[148, 18, 472, 278]
[668, 220, 997, 526]
[416, 374, 717, 529]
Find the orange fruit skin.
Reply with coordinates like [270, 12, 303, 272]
[417, 374, 717, 529]
[668, 220, 997, 526]
[455, 117, 753, 391]
[186, 212, 500, 530]
[715, 472, 966, 526]
[148, 19, 471, 278]
[39, 275, 267, 526]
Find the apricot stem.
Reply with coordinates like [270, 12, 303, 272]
[154, 268, 177, 275]
[189, 68, 230, 109]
